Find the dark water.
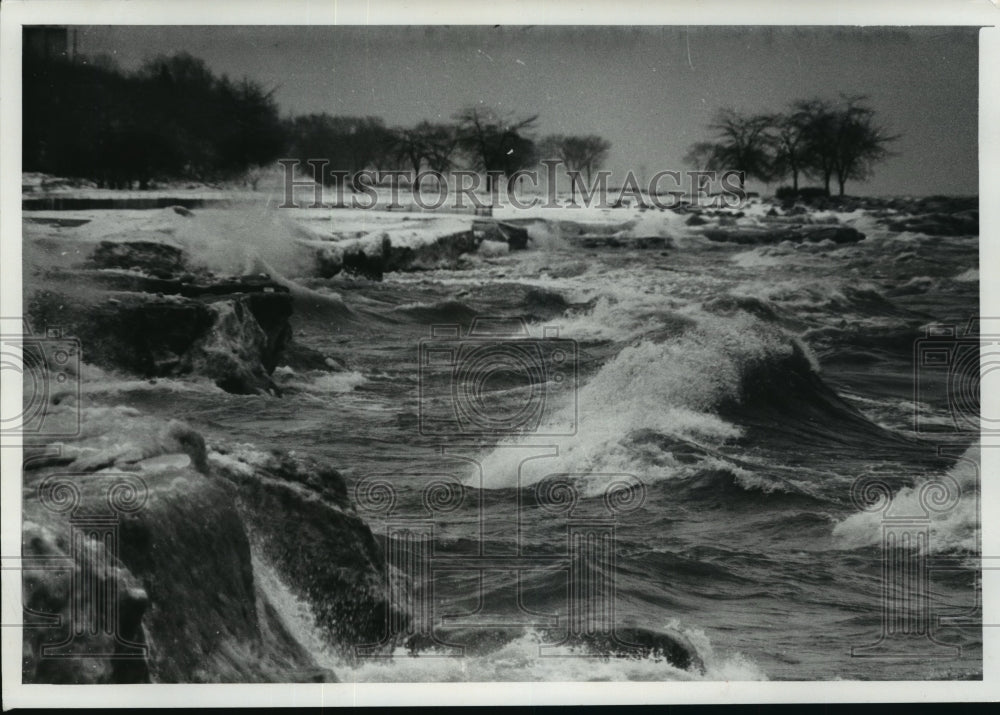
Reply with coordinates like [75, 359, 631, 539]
[83, 204, 981, 681]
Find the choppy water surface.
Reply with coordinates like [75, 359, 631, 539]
[84, 203, 981, 681]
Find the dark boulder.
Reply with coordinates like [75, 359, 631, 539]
[702, 225, 865, 245]
[403, 624, 706, 673]
[28, 284, 293, 395]
[577, 626, 705, 672]
[383, 231, 482, 272]
[89, 240, 187, 277]
[21, 408, 344, 683]
[26, 241, 308, 395]
[472, 219, 530, 250]
[208, 445, 402, 657]
[316, 231, 483, 280]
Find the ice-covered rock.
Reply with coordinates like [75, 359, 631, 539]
[24, 236, 342, 394]
[21, 407, 397, 683]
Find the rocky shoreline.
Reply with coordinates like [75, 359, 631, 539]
[26, 234, 337, 395]
[22, 405, 399, 683]
[21, 214, 403, 682]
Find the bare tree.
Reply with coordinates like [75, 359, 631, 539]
[392, 126, 425, 175]
[288, 114, 394, 187]
[791, 98, 838, 195]
[786, 96, 897, 196]
[767, 103, 816, 194]
[686, 109, 774, 190]
[389, 121, 458, 192]
[829, 95, 897, 196]
[541, 134, 611, 182]
[416, 121, 458, 174]
[454, 107, 539, 192]
[540, 134, 612, 201]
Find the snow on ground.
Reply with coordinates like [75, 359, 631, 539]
[23, 173, 846, 264]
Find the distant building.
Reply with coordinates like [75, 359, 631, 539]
[24, 27, 72, 62]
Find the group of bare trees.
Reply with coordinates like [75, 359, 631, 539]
[392, 120, 458, 176]
[686, 96, 897, 196]
[27, 44, 898, 201]
[286, 106, 613, 192]
[538, 133, 611, 201]
[26, 48, 617, 192]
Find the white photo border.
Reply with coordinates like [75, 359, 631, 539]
[1, 0, 997, 707]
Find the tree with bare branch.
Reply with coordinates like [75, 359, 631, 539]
[828, 95, 898, 196]
[767, 102, 817, 194]
[454, 106, 539, 192]
[391, 121, 458, 176]
[685, 109, 774, 190]
[540, 134, 611, 183]
[540, 133, 612, 201]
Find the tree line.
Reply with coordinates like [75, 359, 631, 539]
[24, 52, 286, 189]
[686, 97, 898, 197]
[23, 50, 610, 192]
[24, 49, 896, 198]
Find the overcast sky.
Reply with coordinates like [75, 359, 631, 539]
[75, 25, 979, 196]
